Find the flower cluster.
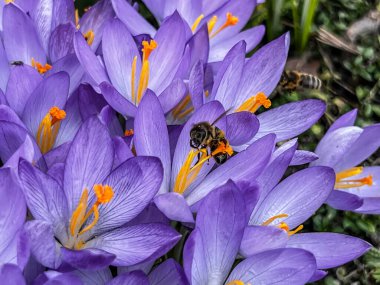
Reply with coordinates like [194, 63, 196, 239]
[0, 0, 378, 284]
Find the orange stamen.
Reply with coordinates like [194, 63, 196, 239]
[31, 58, 52, 74]
[75, 9, 80, 29]
[192, 14, 205, 32]
[4, 0, 13, 4]
[207, 15, 218, 34]
[261, 214, 289, 226]
[36, 107, 66, 154]
[124, 129, 134, 137]
[235, 92, 271, 113]
[210, 12, 239, 38]
[335, 167, 374, 189]
[141, 40, 157, 62]
[211, 141, 233, 156]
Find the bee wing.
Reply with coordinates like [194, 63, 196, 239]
[211, 108, 233, 126]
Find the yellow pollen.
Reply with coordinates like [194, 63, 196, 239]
[174, 149, 210, 194]
[210, 12, 239, 38]
[124, 129, 134, 136]
[235, 92, 271, 113]
[335, 167, 374, 189]
[31, 58, 52, 74]
[191, 14, 205, 32]
[207, 15, 218, 34]
[171, 95, 193, 120]
[68, 185, 114, 249]
[84, 30, 95, 46]
[4, 0, 13, 3]
[130, 40, 157, 105]
[75, 9, 80, 29]
[227, 281, 251, 285]
[211, 141, 233, 156]
[36, 106, 66, 154]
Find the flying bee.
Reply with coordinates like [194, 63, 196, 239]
[279, 70, 322, 91]
[10, 61, 24, 66]
[190, 110, 233, 165]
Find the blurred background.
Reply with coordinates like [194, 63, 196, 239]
[77, 0, 380, 283]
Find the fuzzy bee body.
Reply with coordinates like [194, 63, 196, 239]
[190, 122, 232, 165]
[280, 70, 322, 91]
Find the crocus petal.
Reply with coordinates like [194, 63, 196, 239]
[99, 82, 137, 117]
[61, 248, 116, 270]
[188, 25, 209, 68]
[126, 203, 169, 227]
[88, 224, 180, 266]
[48, 23, 75, 62]
[0, 42, 9, 93]
[113, 137, 134, 168]
[186, 133, 275, 206]
[287, 233, 371, 269]
[93, 156, 163, 235]
[326, 190, 363, 211]
[240, 225, 289, 257]
[22, 72, 69, 137]
[0, 168, 26, 264]
[149, 259, 187, 285]
[4, 135, 36, 171]
[23, 220, 60, 269]
[111, 0, 156, 36]
[3, 4, 45, 64]
[227, 248, 316, 285]
[64, 116, 114, 213]
[5, 65, 42, 116]
[254, 99, 326, 142]
[235, 32, 290, 106]
[355, 197, 380, 214]
[190, 181, 246, 284]
[226, 111, 259, 146]
[18, 159, 68, 228]
[44, 142, 71, 168]
[134, 91, 170, 193]
[254, 139, 297, 208]
[326, 109, 358, 135]
[102, 18, 140, 101]
[107, 271, 149, 285]
[157, 79, 187, 114]
[154, 193, 194, 223]
[149, 12, 186, 94]
[0, 264, 26, 285]
[74, 268, 112, 285]
[73, 31, 109, 85]
[78, 84, 107, 119]
[209, 25, 265, 62]
[79, 0, 115, 51]
[290, 150, 318, 165]
[335, 124, 380, 172]
[309, 270, 328, 282]
[188, 61, 205, 110]
[250, 166, 335, 228]
[212, 41, 246, 109]
[30, 0, 54, 53]
[310, 126, 362, 169]
[99, 105, 123, 137]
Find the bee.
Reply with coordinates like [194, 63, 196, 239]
[190, 110, 233, 165]
[10, 61, 24, 66]
[279, 70, 322, 91]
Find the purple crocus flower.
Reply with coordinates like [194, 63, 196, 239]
[133, 91, 273, 223]
[0, 71, 82, 165]
[310, 109, 380, 213]
[183, 180, 318, 285]
[18, 116, 180, 270]
[242, 164, 371, 281]
[74, 12, 188, 116]
[111, 0, 265, 62]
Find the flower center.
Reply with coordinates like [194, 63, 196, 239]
[131, 40, 157, 105]
[67, 184, 114, 250]
[31, 58, 52, 74]
[174, 142, 233, 194]
[36, 106, 66, 154]
[171, 91, 210, 121]
[236, 92, 271, 113]
[192, 12, 239, 37]
[4, 0, 13, 4]
[261, 214, 303, 236]
[84, 30, 95, 46]
[335, 166, 373, 189]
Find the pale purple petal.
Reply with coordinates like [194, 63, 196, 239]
[107, 271, 149, 285]
[149, 259, 187, 285]
[251, 166, 335, 228]
[226, 112, 259, 146]
[99, 82, 137, 116]
[326, 190, 363, 211]
[0, 264, 26, 285]
[157, 79, 187, 114]
[134, 91, 171, 194]
[290, 150, 318, 165]
[287, 233, 371, 269]
[154, 193, 194, 223]
[227, 248, 316, 285]
[254, 99, 326, 142]
[61, 248, 115, 270]
[188, 61, 205, 110]
[327, 109, 358, 134]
